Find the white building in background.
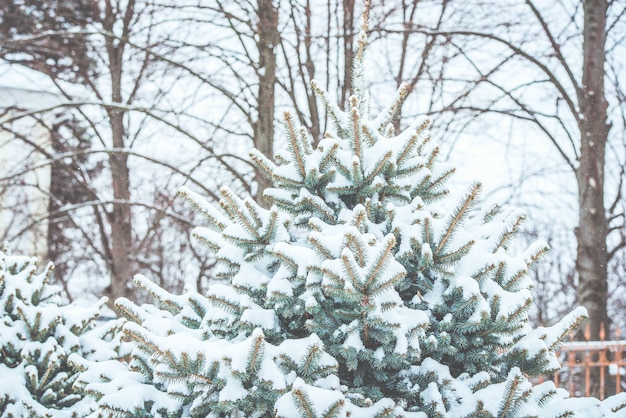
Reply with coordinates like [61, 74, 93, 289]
[0, 86, 60, 260]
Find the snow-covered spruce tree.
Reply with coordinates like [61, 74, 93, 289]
[0, 245, 124, 418]
[72, 7, 626, 418]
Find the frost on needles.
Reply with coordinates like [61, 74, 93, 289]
[0, 246, 124, 418]
[72, 8, 626, 418]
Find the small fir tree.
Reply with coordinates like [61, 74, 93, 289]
[73, 4, 626, 417]
[0, 245, 124, 417]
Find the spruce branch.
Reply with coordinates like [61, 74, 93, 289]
[284, 111, 307, 179]
[345, 233, 367, 268]
[322, 399, 345, 418]
[340, 250, 362, 295]
[493, 212, 526, 252]
[360, 122, 378, 147]
[352, 155, 364, 189]
[178, 186, 228, 231]
[206, 292, 243, 317]
[370, 270, 405, 298]
[504, 298, 533, 333]
[396, 156, 425, 179]
[218, 188, 262, 239]
[374, 83, 411, 132]
[329, 153, 352, 179]
[426, 145, 440, 170]
[397, 117, 431, 166]
[417, 167, 455, 202]
[311, 80, 348, 139]
[435, 240, 475, 265]
[245, 199, 263, 228]
[299, 343, 324, 378]
[299, 192, 337, 224]
[292, 386, 316, 418]
[249, 149, 278, 181]
[308, 235, 335, 260]
[351, 206, 367, 230]
[498, 370, 523, 418]
[133, 274, 183, 315]
[494, 261, 507, 286]
[270, 247, 300, 273]
[246, 332, 265, 376]
[501, 268, 528, 292]
[318, 141, 340, 172]
[374, 404, 397, 418]
[191, 227, 222, 252]
[350, 96, 363, 160]
[363, 151, 393, 187]
[436, 183, 481, 256]
[472, 263, 497, 283]
[483, 204, 501, 223]
[364, 235, 397, 291]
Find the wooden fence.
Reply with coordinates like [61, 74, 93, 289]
[550, 326, 626, 400]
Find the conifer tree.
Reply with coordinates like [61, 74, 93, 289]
[0, 245, 124, 417]
[73, 3, 626, 417]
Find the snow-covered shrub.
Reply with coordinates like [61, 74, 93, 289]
[0, 245, 125, 417]
[72, 8, 626, 418]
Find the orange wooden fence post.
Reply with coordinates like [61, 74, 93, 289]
[554, 323, 626, 399]
[616, 327, 622, 395]
[599, 323, 606, 400]
[567, 335, 576, 396]
[585, 324, 591, 397]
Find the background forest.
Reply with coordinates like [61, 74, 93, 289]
[0, 0, 625, 350]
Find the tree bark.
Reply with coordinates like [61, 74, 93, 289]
[103, 0, 134, 304]
[576, 0, 610, 397]
[576, 0, 610, 342]
[253, 0, 279, 205]
[341, 0, 355, 108]
[303, 1, 321, 145]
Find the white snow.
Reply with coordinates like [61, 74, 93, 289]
[240, 307, 277, 329]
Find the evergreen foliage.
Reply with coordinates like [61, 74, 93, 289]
[0, 245, 124, 417]
[72, 4, 626, 417]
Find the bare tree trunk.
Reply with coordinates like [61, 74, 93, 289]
[576, 0, 610, 342]
[341, 0, 355, 108]
[392, 1, 447, 131]
[303, 1, 320, 145]
[103, 0, 134, 303]
[106, 115, 133, 303]
[576, 0, 610, 398]
[253, 0, 279, 205]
